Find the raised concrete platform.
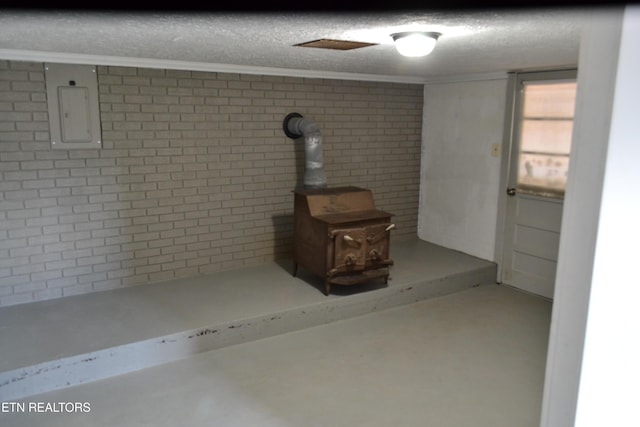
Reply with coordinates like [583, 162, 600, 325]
[0, 238, 496, 400]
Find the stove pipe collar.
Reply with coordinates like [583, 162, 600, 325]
[283, 112, 327, 189]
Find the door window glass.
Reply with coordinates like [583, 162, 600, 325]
[517, 82, 577, 198]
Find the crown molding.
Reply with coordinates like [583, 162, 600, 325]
[423, 71, 510, 84]
[0, 49, 427, 85]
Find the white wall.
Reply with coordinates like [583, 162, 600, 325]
[418, 78, 507, 261]
[574, 8, 640, 426]
[541, 6, 633, 427]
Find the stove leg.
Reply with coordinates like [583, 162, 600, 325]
[324, 279, 331, 296]
[292, 261, 298, 277]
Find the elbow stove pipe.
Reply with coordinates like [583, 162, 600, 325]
[283, 112, 327, 189]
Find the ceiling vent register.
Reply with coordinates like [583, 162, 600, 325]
[294, 39, 377, 50]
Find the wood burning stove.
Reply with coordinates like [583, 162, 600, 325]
[283, 113, 395, 295]
[292, 186, 395, 295]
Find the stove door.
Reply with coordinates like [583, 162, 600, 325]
[332, 228, 367, 274]
[365, 223, 392, 266]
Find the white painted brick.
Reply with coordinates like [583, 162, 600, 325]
[27, 234, 60, 246]
[103, 218, 131, 228]
[89, 211, 119, 221]
[31, 270, 62, 282]
[60, 231, 91, 242]
[63, 266, 93, 277]
[10, 245, 43, 257]
[32, 288, 63, 301]
[62, 283, 95, 297]
[0, 200, 24, 211]
[43, 241, 74, 254]
[4, 188, 38, 200]
[148, 271, 174, 282]
[90, 193, 118, 203]
[75, 238, 106, 249]
[30, 252, 62, 264]
[147, 238, 173, 249]
[46, 259, 77, 271]
[0, 271, 29, 287]
[39, 188, 71, 198]
[91, 279, 123, 292]
[47, 276, 79, 289]
[57, 195, 89, 206]
[133, 264, 159, 275]
[39, 169, 71, 179]
[103, 201, 131, 211]
[72, 203, 103, 214]
[93, 245, 123, 255]
[24, 196, 57, 208]
[1, 292, 35, 306]
[91, 228, 122, 239]
[121, 275, 150, 286]
[90, 254, 121, 269]
[59, 213, 90, 224]
[62, 244, 91, 260]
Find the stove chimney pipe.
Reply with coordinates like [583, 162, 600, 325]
[283, 112, 327, 189]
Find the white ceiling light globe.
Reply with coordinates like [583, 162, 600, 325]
[392, 32, 441, 57]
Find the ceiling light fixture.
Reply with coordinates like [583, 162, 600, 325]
[391, 32, 441, 57]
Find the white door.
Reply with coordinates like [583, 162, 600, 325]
[501, 70, 577, 299]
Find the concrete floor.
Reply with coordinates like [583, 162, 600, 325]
[0, 238, 552, 426]
[0, 238, 495, 374]
[0, 284, 552, 427]
[0, 238, 497, 399]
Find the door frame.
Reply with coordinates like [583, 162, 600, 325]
[494, 69, 578, 288]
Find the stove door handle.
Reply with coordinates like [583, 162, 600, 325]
[368, 223, 396, 244]
[343, 235, 361, 246]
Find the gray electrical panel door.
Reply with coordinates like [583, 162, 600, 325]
[45, 63, 101, 150]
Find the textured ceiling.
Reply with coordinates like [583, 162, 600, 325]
[0, 8, 590, 82]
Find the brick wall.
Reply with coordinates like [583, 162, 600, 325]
[0, 60, 423, 306]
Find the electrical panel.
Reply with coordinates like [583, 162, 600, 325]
[45, 63, 101, 150]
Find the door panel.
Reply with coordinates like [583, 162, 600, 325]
[509, 267, 556, 298]
[514, 224, 561, 260]
[516, 196, 563, 232]
[513, 252, 557, 280]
